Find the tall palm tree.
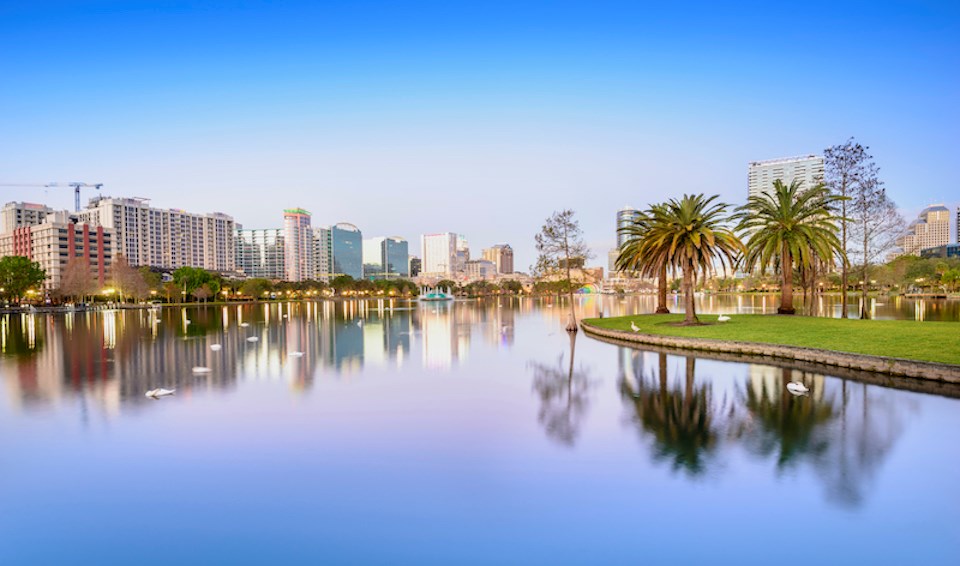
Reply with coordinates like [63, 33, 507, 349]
[736, 180, 846, 315]
[636, 195, 742, 325]
[616, 204, 670, 313]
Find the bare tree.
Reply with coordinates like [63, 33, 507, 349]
[824, 138, 871, 318]
[111, 254, 149, 303]
[192, 283, 213, 302]
[59, 257, 97, 302]
[848, 163, 904, 319]
[534, 209, 591, 331]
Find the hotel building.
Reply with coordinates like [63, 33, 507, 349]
[896, 205, 951, 256]
[481, 244, 514, 274]
[747, 155, 824, 200]
[421, 233, 460, 277]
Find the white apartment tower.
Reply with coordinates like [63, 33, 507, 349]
[421, 232, 459, 276]
[896, 205, 951, 255]
[76, 196, 236, 271]
[283, 208, 313, 282]
[748, 155, 825, 200]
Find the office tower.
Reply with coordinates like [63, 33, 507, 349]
[616, 207, 640, 248]
[957, 207, 959, 244]
[409, 256, 421, 277]
[0, 211, 113, 291]
[456, 235, 470, 272]
[895, 205, 951, 255]
[362, 237, 384, 279]
[363, 236, 409, 279]
[1, 202, 54, 233]
[313, 227, 330, 281]
[283, 208, 313, 282]
[76, 196, 236, 271]
[329, 223, 363, 279]
[421, 233, 459, 276]
[465, 259, 497, 280]
[236, 228, 285, 279]
[481, 244, 514, 274]
[747, 155, 824, 200]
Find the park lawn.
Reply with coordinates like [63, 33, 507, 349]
[583, 314, 960, 366]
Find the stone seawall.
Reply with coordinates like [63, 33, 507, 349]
[581, 322, 960, 383]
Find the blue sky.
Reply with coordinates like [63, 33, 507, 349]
[1, 0, 958, 268]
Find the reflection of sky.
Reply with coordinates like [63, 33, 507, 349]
[0, 298, 958, 564]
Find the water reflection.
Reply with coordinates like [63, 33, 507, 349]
[529, 333, 596, 446]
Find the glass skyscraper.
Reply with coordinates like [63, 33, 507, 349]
[330, 223, 362, 279]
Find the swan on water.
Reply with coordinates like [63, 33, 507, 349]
[247, 336, 259, 342]
[239, 322, 250, 327]
[786, 382, 809, 395]
[192, 366, 212, 373]
[210, 344, 222, 351]
[289, 351, 304, 357]
[145, 388, 175, 398]
[718, 315, 731, 322]
[630, 321, 640, 332]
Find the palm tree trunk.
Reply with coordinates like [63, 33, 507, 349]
[779, 244, 795, 315]
[682, 260, 698, 325]
[656, 263, 669, 313]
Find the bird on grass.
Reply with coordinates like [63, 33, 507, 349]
[718, 315, 731, 322]
[630, 321, 640, 332]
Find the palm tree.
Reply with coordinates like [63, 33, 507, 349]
[617, 204, 670, 313]
[637, 195, 742, 325]
[736, 180, 846, 315]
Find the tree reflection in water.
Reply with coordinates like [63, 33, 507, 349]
[530, 332, 595, 447]
[619, 352, 733, 476]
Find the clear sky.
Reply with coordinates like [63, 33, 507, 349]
[1, 0, 958, 269]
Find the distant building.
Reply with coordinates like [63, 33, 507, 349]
[608, 249, 619, 274]
[313, 227, 330, 281]
[236, 228, 285, 279]
[920, 243, 960, 259]
[481, 244, 514, 274]
[1, 202, 54, 233]
[76, 196, 236, 271]
[409, 256, 421, 277]
[456, 235, 470, 272]
[896, 205, 951, 256]
[283, 208, 313, 282]
[465, 259, 497, 280]
[747, 155, 824, 200]
[327, 223, 362, 279]
[421, 233, 460, 276]
[363, 236, 409, 279]
[616, 206, 641, 248]
[0, 211, 113, 291]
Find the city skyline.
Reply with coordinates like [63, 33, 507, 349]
[1, 1, 958, 266]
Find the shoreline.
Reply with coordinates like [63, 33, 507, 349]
[581, 318, 960, 383]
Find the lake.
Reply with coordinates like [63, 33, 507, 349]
[1, 297, 958, 564]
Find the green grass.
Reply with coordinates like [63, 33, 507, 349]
[583, 314, 960, 366]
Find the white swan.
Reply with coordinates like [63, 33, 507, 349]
[239, 322, 250, 327]
[786, 382, 809, 395]
[185, 319, 191, 324]
[145, 388, 175, 398]
[289, 351, 304, 357]
[718, 315, 731, 322]
[210, 344, 222, 351]
[630, 321, 640, 332]
[247, 336, 259, 342]
[192, 366, 212, 373]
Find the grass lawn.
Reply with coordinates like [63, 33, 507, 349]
[583, 314, 960, 366]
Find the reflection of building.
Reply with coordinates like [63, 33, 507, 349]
[747, 155, 824, 200]
[283, 208, 313, 282]
[0, 210, 113, 290]
[77, 196, 235, 271]
[896, 205, 950, 256]
[481, 244, 514, 274]
[236, 228, 285, 279]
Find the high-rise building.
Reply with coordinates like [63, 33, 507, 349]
[456, 235, 470, 273]
[236, 228, 285, 279]
[747, 155, 824, 200]
[465, 259, 497, 280]
[481, 244, 514, 274]
[76, 196, 235, 271]
[957, 207, 959, 244]
[409, 256, 421, 277]
[363, 236, 410, 279]
[283, 208, 313, 282]
[616, 207, 640, 248]
[362, 237, 384, 279]
[421, 233, 459, 276]
[0, 211, 113, 291]
[1, 202, 54, 233]
[327, 223, 362, 279]
[896, 204, 951, 256]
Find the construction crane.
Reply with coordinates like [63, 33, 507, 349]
[0, 182, 104, 211]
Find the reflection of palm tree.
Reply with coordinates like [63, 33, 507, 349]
[740, 368, 837, 470]
[620, 354, 721, 476]
[530, 332, 594, 446]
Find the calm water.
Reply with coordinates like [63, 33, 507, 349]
[1, 297, 958, 565]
